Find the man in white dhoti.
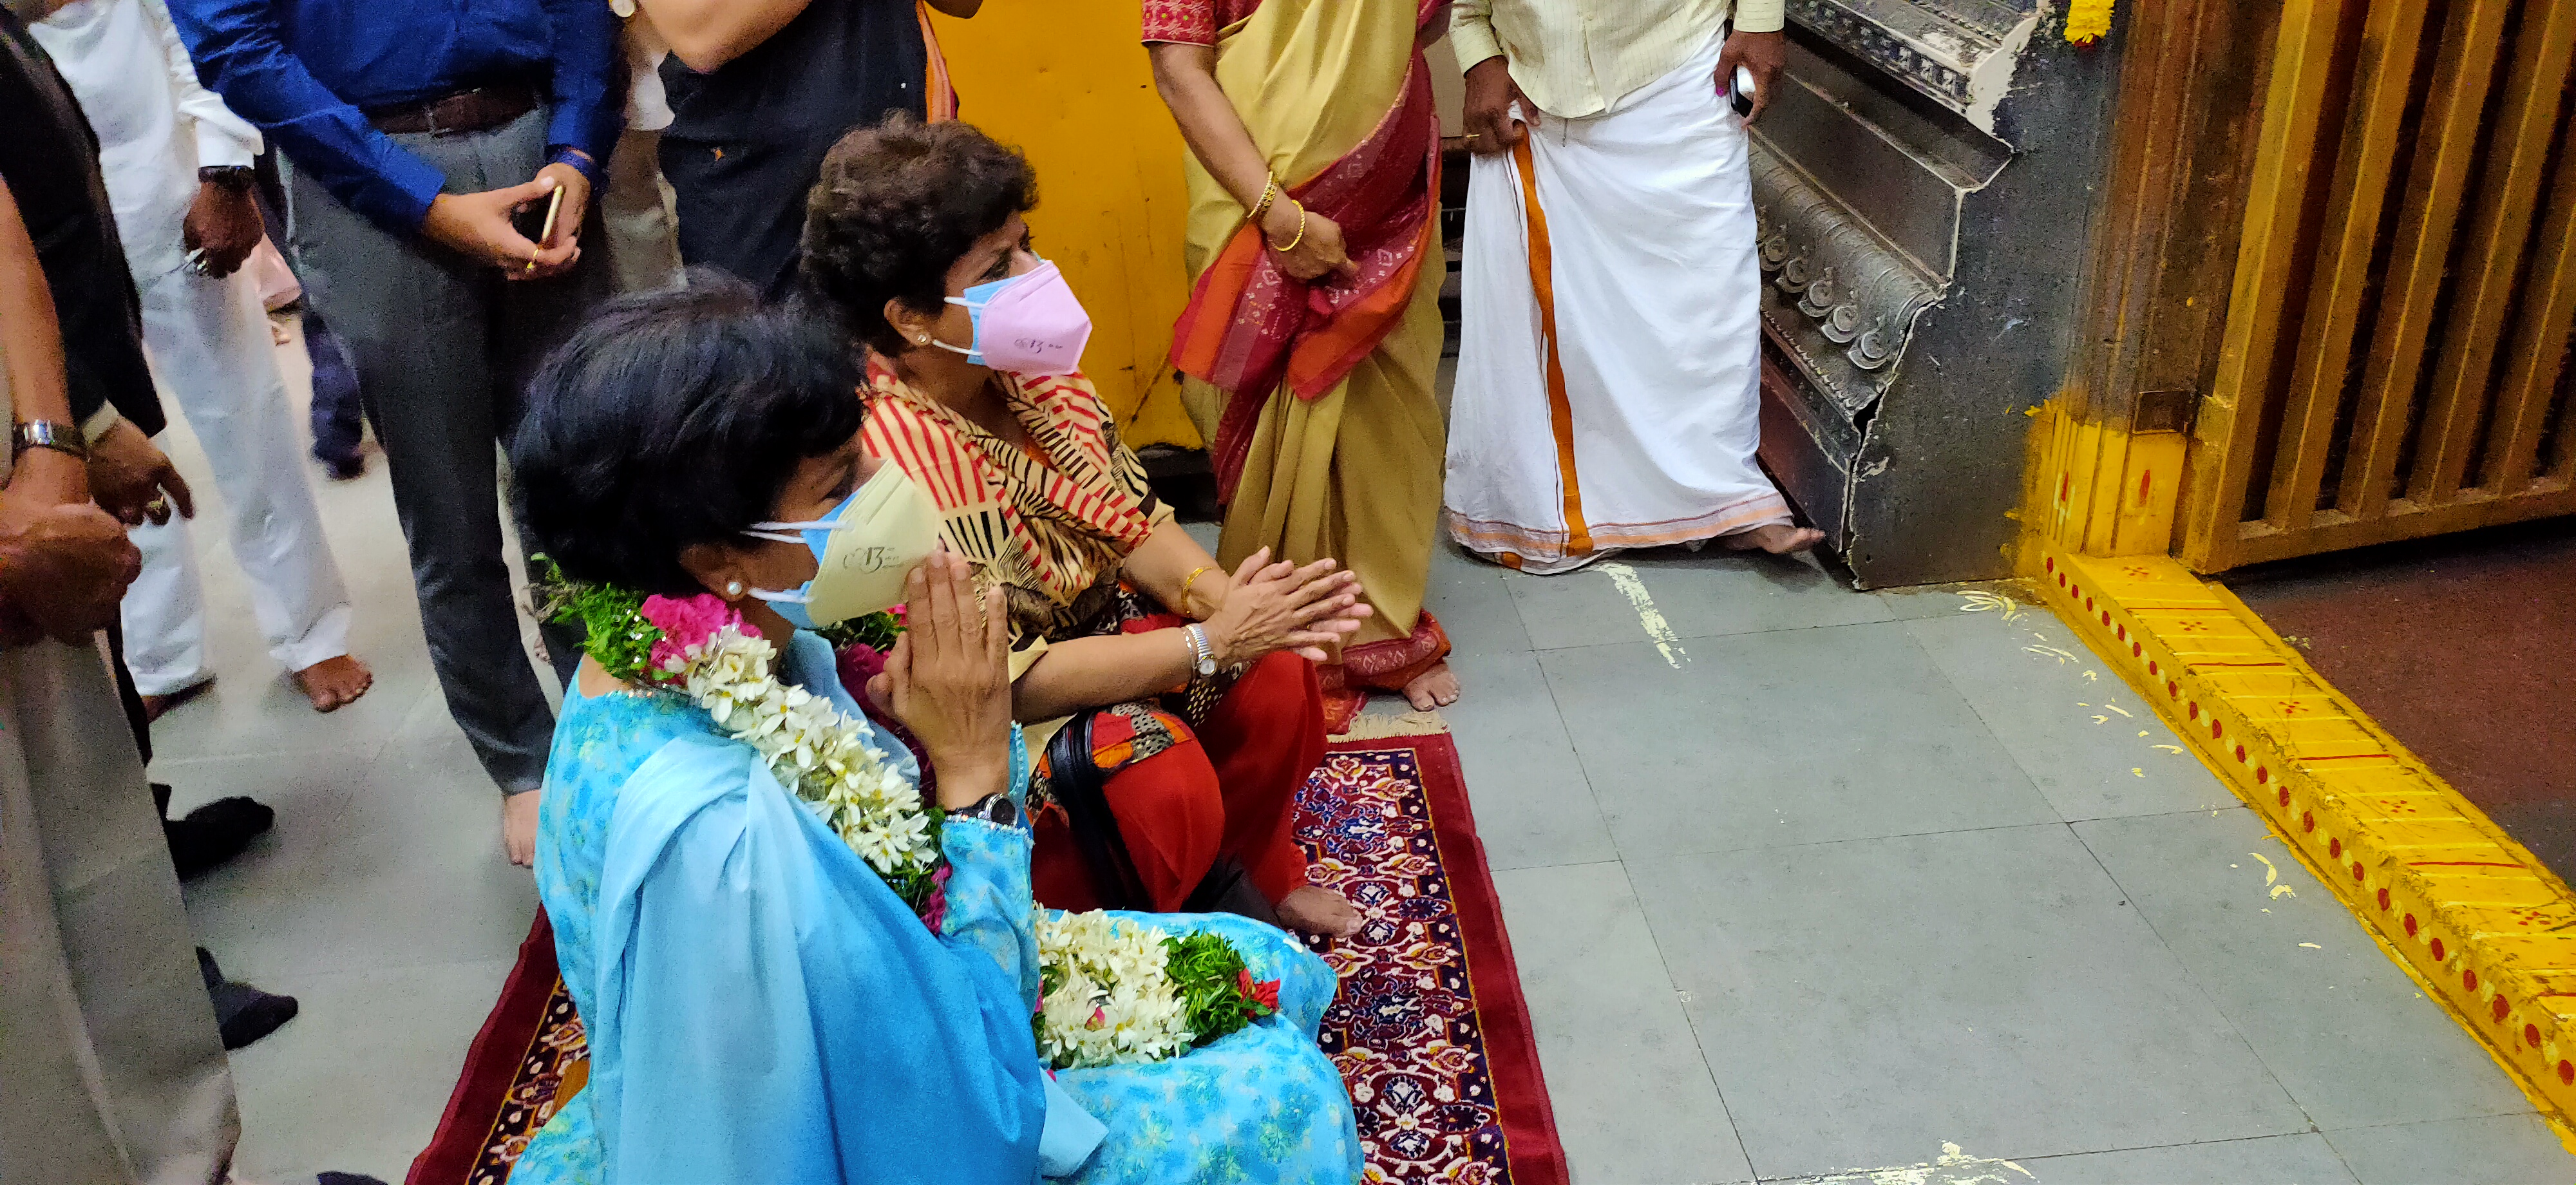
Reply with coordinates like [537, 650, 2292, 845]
[30, 0, 373, 716]
[1446, 0, 1824, 574]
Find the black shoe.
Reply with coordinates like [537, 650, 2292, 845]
[196, 947, 299, 1050]
[317, 451, 365, 481]
[317, 1174, 388, 1185]
[166, 793, 274, 880]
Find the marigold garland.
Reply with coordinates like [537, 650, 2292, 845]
[2065, 0, 2112, 46]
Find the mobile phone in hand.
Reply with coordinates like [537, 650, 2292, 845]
[512, 184, 566, 248]
[1730, 66, 1757, 118]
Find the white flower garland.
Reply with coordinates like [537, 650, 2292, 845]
[544, 585, 1274, 1070]
[1034, 912, 1193, 1068]
[661, 618, 940, 880]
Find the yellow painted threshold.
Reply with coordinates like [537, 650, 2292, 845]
[2031, 541, 2576, 1135]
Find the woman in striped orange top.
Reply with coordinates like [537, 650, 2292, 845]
[801, 117, 1372, 939]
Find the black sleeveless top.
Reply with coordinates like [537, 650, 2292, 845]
[659, 0, 928, 144]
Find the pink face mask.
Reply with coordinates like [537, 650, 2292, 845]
[933, 258, 1092, 375]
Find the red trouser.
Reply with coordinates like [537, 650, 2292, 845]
[1030, 652, 1326, 913]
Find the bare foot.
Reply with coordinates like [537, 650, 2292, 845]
[290, 654, 373, 713]
[1725, 524, 1826, 555]
[502, 790, 541, 867]
[1401, 660, 1460, 711]
[140, 676, 216, 724]
[1276, 885, 1361, 940]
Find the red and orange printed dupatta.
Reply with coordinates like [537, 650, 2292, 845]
[1166, 0, 1446, 499]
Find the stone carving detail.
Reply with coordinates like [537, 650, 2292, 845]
[1783, 0, 2042, 129]
[1751, 147, 1944, 413]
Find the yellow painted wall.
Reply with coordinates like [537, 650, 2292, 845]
[930, 3, 1203, 450]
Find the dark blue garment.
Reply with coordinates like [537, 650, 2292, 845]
[165, 0, 618, 235]
[303, 314, 365, 473]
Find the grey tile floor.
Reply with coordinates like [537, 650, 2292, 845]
[158, 328, 2575, 1184]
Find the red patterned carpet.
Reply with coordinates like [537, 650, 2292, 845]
[407, 733, 1567, 1185]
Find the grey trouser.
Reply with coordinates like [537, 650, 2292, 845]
[0, 639, 239, 1185]
[281, 107, 597, 793]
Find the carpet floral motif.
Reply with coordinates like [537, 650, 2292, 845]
[1298, 748, 1511, 1184]
[471, 984, 584, 1185]
[440, 744, 1535, 1184]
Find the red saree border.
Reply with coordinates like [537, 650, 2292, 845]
[405, 913, 562, 1185]
[1331, 733, 1572, 1185]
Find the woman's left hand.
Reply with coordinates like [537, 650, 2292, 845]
[873, 551, 1015, 810]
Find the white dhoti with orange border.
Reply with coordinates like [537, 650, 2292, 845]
[1443, 33, 1794, 574]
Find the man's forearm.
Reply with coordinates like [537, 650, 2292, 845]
[0, 179, 77, 429]
[165, 0, 448, 236]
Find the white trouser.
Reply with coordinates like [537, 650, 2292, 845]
[120, 261, 353, 696]
[600, 126, 685, 296]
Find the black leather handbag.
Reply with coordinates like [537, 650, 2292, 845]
[1043, 710, 1282, 927]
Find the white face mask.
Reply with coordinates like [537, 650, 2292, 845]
[740, 463, 943, 629]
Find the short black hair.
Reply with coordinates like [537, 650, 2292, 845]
[511, 273, 864, 596]
[800, 114, 1037, 356]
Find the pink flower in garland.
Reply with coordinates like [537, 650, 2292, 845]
[639, 593, 742, 676]
[838, 641, 888, 688]
[918, 862, 952, 932]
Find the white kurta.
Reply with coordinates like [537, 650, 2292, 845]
[1444, 30, 1794, 574]
[32, 0, 355, 695]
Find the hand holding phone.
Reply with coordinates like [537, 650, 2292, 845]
[512, 184, 567, 272]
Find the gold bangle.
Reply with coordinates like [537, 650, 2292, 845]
[1265, 203, 1307, 253]
[1246, 174, 1279, 224]
[1177, 565, 1215, 616]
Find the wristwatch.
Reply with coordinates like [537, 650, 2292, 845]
[12, 421, 89, 462]
[1182, 623, 1218, 678]
[198, 165, 256, 193]
[948, 792, 1020, 828]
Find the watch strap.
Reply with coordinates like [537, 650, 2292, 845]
[198, 165, 256, 192]
[948, 792, 1020, 828]
[13, 421, 89, 462]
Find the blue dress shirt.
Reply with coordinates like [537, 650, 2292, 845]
[165, 0, 618, 235]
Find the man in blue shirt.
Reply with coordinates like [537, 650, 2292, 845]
[167, 0, 620, 862]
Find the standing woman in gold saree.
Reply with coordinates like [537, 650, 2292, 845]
[1147, 0, 1457, 733]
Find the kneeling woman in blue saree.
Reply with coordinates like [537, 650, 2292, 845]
[501, 280, 1362, 1184]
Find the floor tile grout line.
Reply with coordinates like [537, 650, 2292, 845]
[1515, 607, 1905, 655]
[1612, 855, 1761, 1180]
[2061, 819, 2334, 1143]
[1504, 642, 1619, 830]
[1884, 611, 2102, 834]
[1611, 816, 2086, 867]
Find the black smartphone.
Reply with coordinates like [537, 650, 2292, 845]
[512, 184, 566, 247]
[1730, 66, 1757, 118]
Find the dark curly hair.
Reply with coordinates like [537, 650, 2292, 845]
[799, 114, 1038, 357]
[510, 272, 865, 596]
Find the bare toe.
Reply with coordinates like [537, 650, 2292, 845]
[292, 655, 374, 713]
[1401, 661, 1460, 712]
[1278, 886, 1361, 940]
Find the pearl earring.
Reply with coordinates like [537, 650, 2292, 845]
[724, 580, 745, 598]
